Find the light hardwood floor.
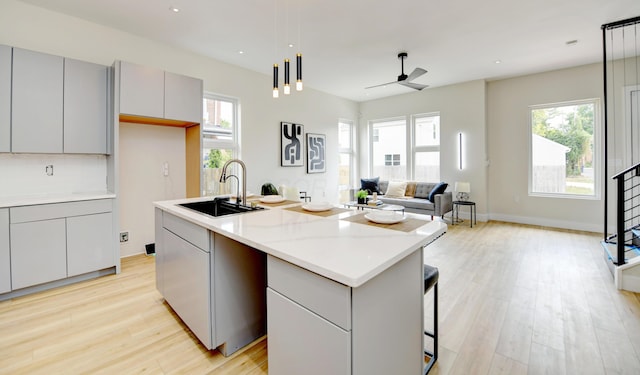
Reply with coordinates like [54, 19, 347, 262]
[2, 221, 640, 374]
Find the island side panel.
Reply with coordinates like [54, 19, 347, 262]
[352, 247, 424, 375]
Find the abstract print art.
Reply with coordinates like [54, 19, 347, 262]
[281, 122, 304, 167]
[306, 133, 326, 173]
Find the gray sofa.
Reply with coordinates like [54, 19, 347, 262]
[353, 180, 453, 219]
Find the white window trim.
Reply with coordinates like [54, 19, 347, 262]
[528, 98, 601, 200]
[411, 112, 441, 181]
[338, 119, 356, 191]
[368, 116, 407, 177]
[203, 92, 239, 157]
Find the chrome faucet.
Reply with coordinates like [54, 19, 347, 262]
[219, 159, 247, 206]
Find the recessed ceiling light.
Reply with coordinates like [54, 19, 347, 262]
[170, 6, 180, 13]
[238, 50, 244, 54]
[288, 43, 294, 48]
[566, 39, 578, 46]
[494, 60, 502, 64]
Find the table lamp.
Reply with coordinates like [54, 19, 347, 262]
[455, 182, 470, 201]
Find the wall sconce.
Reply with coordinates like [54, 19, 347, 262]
[455, 182, 470, 201]
[458, 132, 463, 170]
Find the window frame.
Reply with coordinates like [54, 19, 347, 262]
[338, 119, 356, 202]
[368, 116, 408, 179]
[202, 92, 240, 196]
[528, 98, 600, 200]
[411, 112, 441, 182]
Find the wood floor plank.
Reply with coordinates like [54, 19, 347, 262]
[2, 221, 640, 374]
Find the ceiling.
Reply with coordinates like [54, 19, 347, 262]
[18, 0, 640, 102]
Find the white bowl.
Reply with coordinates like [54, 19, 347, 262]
[364, 211, 405, 224]
[259, 195, 285, 203]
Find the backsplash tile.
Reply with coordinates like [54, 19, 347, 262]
[0, 154, 107, 197]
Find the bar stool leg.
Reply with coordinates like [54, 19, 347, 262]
[424, 283, 438, 374]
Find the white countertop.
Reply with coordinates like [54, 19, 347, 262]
[0, 191, 116, 208]
[155, 196, 447, 288]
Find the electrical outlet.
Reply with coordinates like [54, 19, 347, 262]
[120, 231, 129, 243]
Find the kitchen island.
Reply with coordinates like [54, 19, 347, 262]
[154, 196, 446, 375]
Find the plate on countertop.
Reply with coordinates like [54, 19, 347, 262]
[259, 195, 285, 203]
[364, 211, 406, 224]
[302, 202, 333, 212]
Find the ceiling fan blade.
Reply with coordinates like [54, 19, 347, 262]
[398, 81, 428, 90]
[365, 80, 399, 89]
[405, 67, 427, 82]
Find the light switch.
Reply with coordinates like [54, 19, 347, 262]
[163, 162, 169, 176]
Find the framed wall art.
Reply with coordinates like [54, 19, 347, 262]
[281, 122, 304, 167]
[306, 133, 326, 173]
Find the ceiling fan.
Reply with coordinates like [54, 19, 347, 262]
[365, 52, 428, 91]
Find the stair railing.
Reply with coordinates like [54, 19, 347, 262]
[611, 162, 640, 265]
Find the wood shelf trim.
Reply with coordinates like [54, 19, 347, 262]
[119, 114, 198, 128]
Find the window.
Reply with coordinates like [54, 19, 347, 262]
[369, 114, 441, 182]
[202, 93, 239, 195]
[413, 114, 440, 181]
[384, 154, 401, 166]
[338, 120, 355, 203]
[529, 99, 598, 198]
[370, 118, 406, 180]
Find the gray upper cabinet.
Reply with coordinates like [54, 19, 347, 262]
[11, 48, 64, 153]
[164, 71, 203, 123]
[119, 61, 202, 124]
[119, 61, 164, 119]
[0, 45, 10, 153]
[0, 209, 10, 294]
[64, 58, 108, 154]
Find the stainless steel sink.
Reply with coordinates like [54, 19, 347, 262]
[179, 197, 265, 217]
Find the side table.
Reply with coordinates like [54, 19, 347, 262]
[453, 200, 476, 228]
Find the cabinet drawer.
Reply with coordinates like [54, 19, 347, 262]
[267, 288, 350, 375]
[10, 199, 113, 223]
[162, 212, 209, 251]
[267, 255, 351, 330]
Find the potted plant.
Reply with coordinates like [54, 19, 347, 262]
[356, 190, 368, 204]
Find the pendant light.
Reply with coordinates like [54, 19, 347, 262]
[284, 58, 291, 95]
[272, 64, 279, 98]
[296, 53, 303, 91]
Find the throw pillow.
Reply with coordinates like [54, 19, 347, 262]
[360, 177, 380, 194]
[427, 182, 448, 202]
[405, 181, 417, 197]
[385, 181, 408, 198]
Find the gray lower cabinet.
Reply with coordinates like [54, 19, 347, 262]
[162, 227, 212, 349]
[67, 212, 114, 277]
[267, 256, 351, 375]
[10, 218, 67, 290]
[0, 45, 10, 153]
[8, 199, 115, 291]
[156, 211, 266, 355]
[266, 251, 423, 375]
[11, 47, 64, 153]
[267, 289, 351, 375]
[64, 58, 108, 154]
[0, 209, 10, 293]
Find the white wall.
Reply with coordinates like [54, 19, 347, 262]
[1, 0, 359, 256]
[359, 80, 488, 219]
[118, 123, 185, 256]
[487, 63, 603, 232]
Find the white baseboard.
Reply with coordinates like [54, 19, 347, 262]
[488, 213, 601, 233]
